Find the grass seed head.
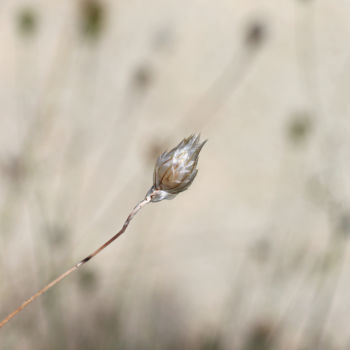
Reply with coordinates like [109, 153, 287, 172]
[146, 134, 206, 202]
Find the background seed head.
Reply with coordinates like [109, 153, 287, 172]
[146, 134, 206, 202]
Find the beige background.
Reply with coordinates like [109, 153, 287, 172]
[1, 1, 350, 349]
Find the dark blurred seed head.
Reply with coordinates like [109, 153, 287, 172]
[79, 0, 105, 41]
[287, 112, 313, 145]
[336, 213, 350, 238]
[1, 156, 27, 185]
[16, 7, 38, 38]
[146, 134, 206, 202]
[78, 269, 97, 291]
[244, 19, 267, 48]
[244, 320, 276, 350]
[46, 223, 68, 247]
[132, 63, 154, 92]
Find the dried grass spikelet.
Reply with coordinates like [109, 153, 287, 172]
[146, 134, 207, 202]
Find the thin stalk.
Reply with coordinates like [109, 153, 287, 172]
[0, 196, 151, 329]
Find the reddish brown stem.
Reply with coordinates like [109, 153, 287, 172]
[0, 197, 150, 329]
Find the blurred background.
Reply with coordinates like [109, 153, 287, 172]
[1, 0, 350, 349]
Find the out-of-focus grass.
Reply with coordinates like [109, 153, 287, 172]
[1, 0, 350, 349]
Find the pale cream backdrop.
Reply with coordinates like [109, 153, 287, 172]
[1, 0, 350, 349]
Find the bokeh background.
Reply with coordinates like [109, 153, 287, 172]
[1, 0, 350, 349]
